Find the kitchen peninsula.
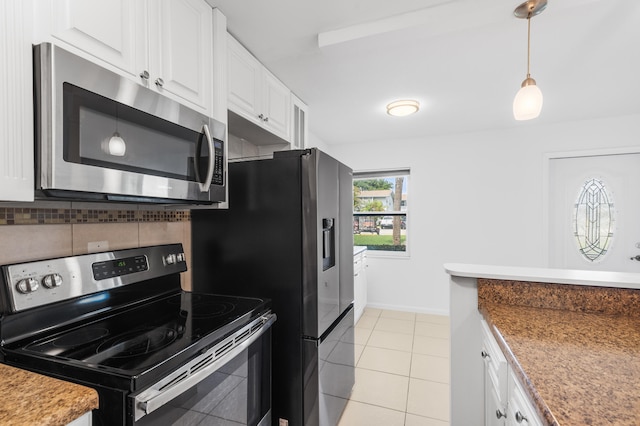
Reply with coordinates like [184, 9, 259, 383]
[445, 264, 640, 426]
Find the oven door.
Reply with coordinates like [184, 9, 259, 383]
[131, 314, 275, 426]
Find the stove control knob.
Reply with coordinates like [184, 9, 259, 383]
[164, 254, 177, 265]
[42, 273, 63, 289]
[16, 278, 39, 294]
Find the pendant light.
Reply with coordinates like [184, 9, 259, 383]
[513, 0, 547, 121]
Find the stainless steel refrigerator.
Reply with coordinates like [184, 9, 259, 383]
[191, 148, 355, 426]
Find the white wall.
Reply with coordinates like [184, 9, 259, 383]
[329, 113, 640, 315]
[307, 130, 330, 153]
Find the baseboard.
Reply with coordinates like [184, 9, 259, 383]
[365, 302, 449, 317]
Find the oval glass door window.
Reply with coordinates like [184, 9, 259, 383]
[573, 178, 615, 262]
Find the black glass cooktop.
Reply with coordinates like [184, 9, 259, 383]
[20, 292, 269, 375]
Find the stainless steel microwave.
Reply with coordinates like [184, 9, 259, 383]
[33, 43, 226, 204]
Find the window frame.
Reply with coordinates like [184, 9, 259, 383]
[353, 168, 410, 258]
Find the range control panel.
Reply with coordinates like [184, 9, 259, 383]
[92, 255, 149, 281]
[1, 244, 187, 313]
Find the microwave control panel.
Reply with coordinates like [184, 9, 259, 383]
[213, 139, 224, 186]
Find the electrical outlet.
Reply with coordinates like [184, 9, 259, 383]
[87, 241, 108, 253]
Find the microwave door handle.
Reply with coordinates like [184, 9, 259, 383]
[198, 124, 214, 192]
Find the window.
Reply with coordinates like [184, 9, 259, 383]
[573, 177, 615, 262]
[353, 169, 409, 254]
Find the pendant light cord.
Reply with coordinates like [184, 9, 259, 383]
[526, 13, 532, 79]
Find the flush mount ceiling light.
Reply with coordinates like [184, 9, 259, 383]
[386, 100, 420, 117]
[513, 0, 547, 121]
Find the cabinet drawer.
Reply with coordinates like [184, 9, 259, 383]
[481, 319, 508, 403]
[354, 257, 363, 275]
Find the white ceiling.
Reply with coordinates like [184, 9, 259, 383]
[206, 0, 640, 145]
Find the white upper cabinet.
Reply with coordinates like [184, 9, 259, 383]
[291, 93, 308, 150]
[227, 35, 262, 120]
[39, 0, 213, 116]
[227, 34, 290, 141]
[47, 0, 143, 79]
[210, 9, 228, 125]
[147, 0, 212, 115]
[0, 0, 34, 202]
[262, 71, 290, 139]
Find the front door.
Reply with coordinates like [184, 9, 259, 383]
[548, 152, 640, 272]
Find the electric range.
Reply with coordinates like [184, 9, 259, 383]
[0, 244, 275, 426]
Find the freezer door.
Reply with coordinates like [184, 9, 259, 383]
[318, 306, 355, 426]
[301, 305, 355, 426]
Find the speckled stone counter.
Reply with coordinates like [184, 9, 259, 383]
[478, 279, 640, 426]
[0, 363, 98, 426]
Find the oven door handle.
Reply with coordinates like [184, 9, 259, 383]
[198, 123, 214, 192]
[132, 313, 276, 422]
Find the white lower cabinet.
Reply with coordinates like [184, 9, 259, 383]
[481, 320, 543, 426]
[66, 411, 92, 426]
[481, 320, 508, 425]
[353, 249, 368, 324]
[507, 370, 543, 426]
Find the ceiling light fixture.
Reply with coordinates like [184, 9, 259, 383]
[512, 0, 547, 121]
[386, 100, 420, 117]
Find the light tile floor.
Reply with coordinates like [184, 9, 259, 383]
[338, 308, 451, 426]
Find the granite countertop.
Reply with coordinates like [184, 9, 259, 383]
[0, 363, 98, 426]
[479, 279, 640, 426]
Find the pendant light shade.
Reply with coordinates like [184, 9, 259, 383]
[103, 105, 126, 156]
[513, 78, 543, 120]
[513, 0, 546, 121]
[107, 132, 127, 156]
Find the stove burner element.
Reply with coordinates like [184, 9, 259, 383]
[91, 327, 181, 362]
[52, 327, 110, 348]
[167, 294, 237, 319]
[192, 301, 236, 319]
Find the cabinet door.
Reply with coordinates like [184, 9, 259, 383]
[262, 70, 290, 140]
[211, 8, 228, 125]
[353, 253, 363, 323]
[0, 0, 34, 202]
[50, 0, 144, 78]
[149, 0, 213, 115]
[291, 93, 308, 149]
[227, 34, 262, 123]
[353, 252, 369, 324]
[481, 319, 509, 426]
[507, 369, 544, 426]
[486, 377, 507, 426]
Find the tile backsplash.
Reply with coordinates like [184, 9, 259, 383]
[0, 205, 193, 290]
[0, 206, 189, 225]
